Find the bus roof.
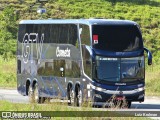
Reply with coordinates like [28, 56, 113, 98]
[19, 19, 137, 26]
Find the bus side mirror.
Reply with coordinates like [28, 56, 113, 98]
[144, 47, 152, 65]
[148, 59, 152, 65]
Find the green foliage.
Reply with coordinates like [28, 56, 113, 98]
[0, 56, 16, 88]
[0, 7, 17, 60]
[0, 100, 151, 120]
[145, 64, 160, 96]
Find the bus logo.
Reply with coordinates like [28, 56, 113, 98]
[22, 33, 44, 63]
[56, 47, 70, 58]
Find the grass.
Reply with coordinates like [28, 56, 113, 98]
[0, 56, 16, 88]
[145, 64, 160, 96]
[0, 100, 152, 120]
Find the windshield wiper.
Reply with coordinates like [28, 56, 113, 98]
[101, 77, 118, 79]
[122, 77, 143, 80]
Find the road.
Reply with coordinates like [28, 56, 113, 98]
[0, 89, 160, 109]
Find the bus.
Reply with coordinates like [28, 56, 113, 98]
[17, 19, 152, 108]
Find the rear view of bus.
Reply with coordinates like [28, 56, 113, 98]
[91, 20, 152, 107]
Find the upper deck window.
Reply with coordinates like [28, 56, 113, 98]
[18, 24, 78, 46]
[92, 25, 143, 52]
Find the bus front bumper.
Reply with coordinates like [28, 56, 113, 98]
[92, 88, 145, 103]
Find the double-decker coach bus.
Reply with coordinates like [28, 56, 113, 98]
[17, 19, 152, 108]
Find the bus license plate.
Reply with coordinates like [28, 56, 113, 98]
[115, 97, 124, 100]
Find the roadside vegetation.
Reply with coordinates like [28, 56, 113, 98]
[0, 100, 151, 120]
[146, 65, 160, 96]
[0, 56, 16, 88]
[0, 0, 160, 95]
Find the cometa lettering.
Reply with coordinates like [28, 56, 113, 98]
[56, 47, 70, 57]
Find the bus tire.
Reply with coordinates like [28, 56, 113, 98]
[75, 87, 82, 107]
[29, 83, 45, 104]
[118, 100, 132, 108]
[67, 86, 74, 106]
[28, 85, 34, 103]
[127, 101, 131, 108]
[45, 98, 51, 103]
[34, 83, 45, 104]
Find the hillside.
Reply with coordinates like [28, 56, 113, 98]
[0, 0, 160, 94]
[0, 0, 160, 59]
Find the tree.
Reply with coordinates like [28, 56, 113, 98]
[0, 7, 17, 60]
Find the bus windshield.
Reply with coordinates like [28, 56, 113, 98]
[92, 25, 143, 52]
[95, 56, 144, 82]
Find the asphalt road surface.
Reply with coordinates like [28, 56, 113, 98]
[0, 89, 160, 110]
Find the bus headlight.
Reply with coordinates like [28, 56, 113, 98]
[138, 87, 144, 92]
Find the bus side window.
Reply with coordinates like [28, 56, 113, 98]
[53, 60, 65, 77]
[48, 24, 78, 47]
[80, 24, 91, 78]
[81, 45, 92, 77]
[80, 25, 90, 46]
[38, 60, 65, 77]
[37, 61, 54, 76]
[65, 60, 81, 78]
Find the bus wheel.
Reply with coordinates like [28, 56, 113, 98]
[75, 87, 82, 107]
[28, 85, 34, 103]
[127, 101, 131, 108]
[29, 83, 45, 104]
[45, 98, 51, 103]
[34, 83, 45, 104]
[68, 87, 74, 106]
[119, 100, 132, 108]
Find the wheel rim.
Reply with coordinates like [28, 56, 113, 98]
[68, 89, 74, 105]
[70, 90, 74, 104]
